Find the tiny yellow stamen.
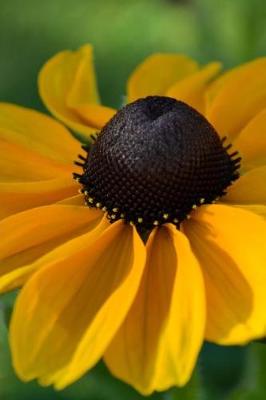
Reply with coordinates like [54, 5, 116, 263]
[163, 213, 169, 219]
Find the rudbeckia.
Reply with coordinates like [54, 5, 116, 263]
[0, 44, 266, 395]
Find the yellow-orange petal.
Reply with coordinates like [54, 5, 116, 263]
[0, 140, 72, 182]
[233, 204, 266, 219]
[206, 58, 266, 140]
[0, 176, 78, 219]
[39, 44, 110, 136]
[73, 104, 116, 130]
[0, 103, 80, 165]
[10, 221, 146, 389]
[57, 194, 84, 206]
[184, 204, 266, 344]
[0, 205, 104, 292]
[0, 217, 110, 293]
[233, 108, 266, 171]
[105, 224, 205, 395]
[166, 62, 222, 114]
[127, 53, 198, 103]
[223, 166, 266, 204]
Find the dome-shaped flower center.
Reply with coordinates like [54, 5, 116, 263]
[74, 96, 240, 230]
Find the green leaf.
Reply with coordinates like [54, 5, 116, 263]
[228, 342, 266, 400]
[199, 343, 247, 400]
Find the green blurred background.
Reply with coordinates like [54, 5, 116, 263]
[0, 0, 266, 399]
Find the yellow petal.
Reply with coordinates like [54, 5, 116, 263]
[233, 204, 266, 219]
[127, 53, 198, 103]
[233, 108, 266, 170]
[166, 62, 222, 114]
[0, 177, 78, 219]
[0, 216, 108, 293]
[223, 166, 266, 204]
[10, 221, 146, 389]
[0, 215, 108, 294]
[105, 224, 205, 395]
[207, 58, 266, 140]
[184, 204, 266, 344]
[0, 140, 71, 182]
[39, 44, 110, 136]
[57, 194, 84, 206]
[73, 104, 116, 130]
[0, 205, 104, 292]
[0, 103, 80, 165]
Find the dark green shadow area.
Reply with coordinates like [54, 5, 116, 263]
[200, 342, 247, 399]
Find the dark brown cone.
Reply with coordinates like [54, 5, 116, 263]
[75, 96, 240, 229]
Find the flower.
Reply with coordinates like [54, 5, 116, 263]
[0, 44, 266, 395]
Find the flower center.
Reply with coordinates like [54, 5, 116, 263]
[74, 96, 240, 229]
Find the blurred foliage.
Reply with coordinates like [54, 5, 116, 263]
[0, 0, 266, 109]
[1, 0, 266, 398]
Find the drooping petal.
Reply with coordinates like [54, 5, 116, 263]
[0, 205, 104, 292]
[0, 103, 80, 165]
[223, 166, 266, 204]
[10, 221, 146, 389]
[39, 44, 113, 136]
[166, 62, 221, 114]
[184, 204, 266, 345]
[206, 58, 266, 140]
[233, 108, 266, 171]
[127, 53, 198, 102]
[0, 177, 78, 219]
[105, 225, 205, 395]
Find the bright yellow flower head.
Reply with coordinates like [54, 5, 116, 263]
[0, 44, 266, 395]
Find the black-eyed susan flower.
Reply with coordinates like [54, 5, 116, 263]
[0, 44, 265, 395]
